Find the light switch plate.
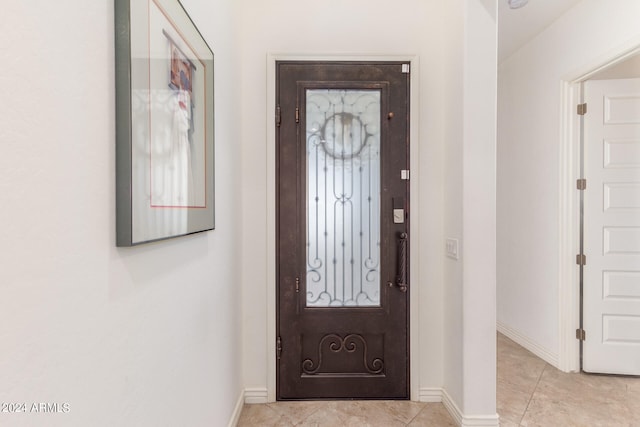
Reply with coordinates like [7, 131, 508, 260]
[446, 238, 459, 260]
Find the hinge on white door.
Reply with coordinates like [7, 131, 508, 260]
[577, 103, 587, 115]
[401, 170, 410, 180]
[577, 179, 587, 190]
[295, 107, 299, 123]
[276, 105, 281, 127]
[276, 336, 282, 359]
[576, 254, 587, 266]
[576, 329, 586, 341]
[402, 64, 410, 74]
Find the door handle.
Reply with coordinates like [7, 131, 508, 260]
[388, 232, 408, 292]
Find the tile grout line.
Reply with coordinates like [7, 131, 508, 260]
[518, 363, 548, 426]
[403, 404, 425, 426]
[267, 402, 325, 426]
[295, 404, 323, 426]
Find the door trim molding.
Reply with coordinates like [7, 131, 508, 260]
[558, 79, 581, 372]
[558, 39, 640, 372]
[266, 53, 420, 402]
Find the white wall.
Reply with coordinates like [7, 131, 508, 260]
[497, 0, 640, 366]
[0, 0, 500, 423]
[0, 1, 243, 426]
[443, 0, 466, 408]
[443, 0, 498, 420]
[238, 0, 447, 402]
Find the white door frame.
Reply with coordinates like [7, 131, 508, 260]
[558, 41, 640, 372]
[265, 53, 421, 401]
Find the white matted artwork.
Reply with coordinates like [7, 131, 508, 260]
[115, 0, 214, 246]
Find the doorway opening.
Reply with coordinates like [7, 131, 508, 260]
[559, 45, 640, 374]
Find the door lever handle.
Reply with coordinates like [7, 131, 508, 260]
[388, 232, 408, 292]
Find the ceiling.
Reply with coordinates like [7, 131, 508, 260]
[498, 0, 584, 62]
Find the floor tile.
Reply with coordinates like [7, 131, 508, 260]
[521, 365, 638, 427]
[624, 376, 640, 394]
[237, 333, 640, 426]
[295, 403, 358, 427]
[496, 378, 532, 424]
[237, 404, 293, 426]
[266, 401, 324, 425]
[497, 335, 546, 396]
[520, 394, 632, 427]
[406, 404, 456, 426]
[358, 401, 425, 424]
[322, 401, 406, 426]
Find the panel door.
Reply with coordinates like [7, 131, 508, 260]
[583, 78, 640, 375]
[276, 61, 410, 399]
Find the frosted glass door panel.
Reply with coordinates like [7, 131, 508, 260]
[306, 89, 381, 307]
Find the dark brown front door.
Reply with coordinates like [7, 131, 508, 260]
[276, 61, 410, 399]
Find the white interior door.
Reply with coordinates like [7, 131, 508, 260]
[583, 78, 640, 375]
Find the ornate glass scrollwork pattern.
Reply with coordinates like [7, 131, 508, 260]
[306, 89, 381, 307]
[302, 333, 384, 375]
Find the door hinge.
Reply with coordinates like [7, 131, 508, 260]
[295, 277, 300, 293]
[276, 336, 282, 360]
[576, 328, 586, 341]
[577, 103, 587, 115]
[276, 105, 281, 127]
[576, 254, 587, 266]
[577, 178, 587, 190]
[295, 107, 299, 123]
[402, 63, 410, 74]
[401, 170, 410, 180]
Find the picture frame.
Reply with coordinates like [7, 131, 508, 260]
[115, 0, 214, 246]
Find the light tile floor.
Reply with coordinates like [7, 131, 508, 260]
[497, 333, 640, 427]
[237, 333, 640, 426]
[237, 400, 455, 426]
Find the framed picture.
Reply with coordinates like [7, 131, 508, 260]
[115, 0, 214, 246]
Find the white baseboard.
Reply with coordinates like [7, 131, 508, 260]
[497, 321, 559, 367]
[244, 387, 269, 404]
[236, 386, 498, 426]
[419, 387, 443, 402]
[227, 391, 245, 427]
[421, 388, 498, 426]
[228, 387, 269, 426]
[442, 389, 499, 427]
[463, 415, 500, 426]
[442, 389, 463, 426]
